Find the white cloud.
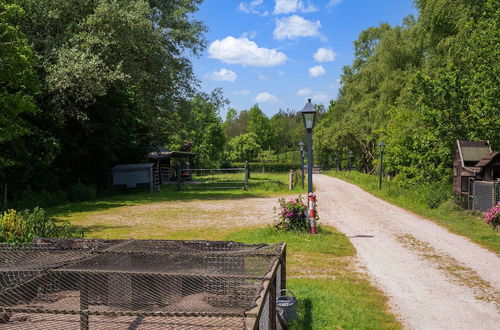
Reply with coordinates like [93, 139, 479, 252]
[258, 74, 268, 80]
[241, 30, 258, 39]
[233, 89, 251, 95]
[254, 92, 280, 103]
[208, 36, 288, 67]
[238, 0, 262, 14]
[312, 91, 330, 102]
[205, 68, 237, 82]
[297, 88, 312, 96]
[273, 15, 321, 40]
[314, 48, 336, 62]
[308, 65, 325, 77]
[274, 0, 317, 14]
[326, 0, 342, 8]
[278, 70, 286, 76]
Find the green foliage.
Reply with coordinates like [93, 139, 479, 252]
[227, 133, 261, 162]
[248, 104, 272, 149]
[257, 149, 276, 163]
[315, 0, 499, 186]
[182, 89, 227, 168]
[2, 0, 206, 203]
[0, 0, 39, 168]
[233, 162, 301, 172]
[0, 207, 82, 244]
[68, 183, 97, 202]
[10, 189, 67, 210]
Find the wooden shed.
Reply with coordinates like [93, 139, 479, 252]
[148, 146, 196, 184]
[112, 163, 156, 192]
[453, 140, 500, 210]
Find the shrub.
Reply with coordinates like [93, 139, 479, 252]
[484, 202, 500, 230]
[274, 196, 310, 232]
[68, 183, 97, 202]
[11, 189, 67, 210]
[0, 207, 83, 244]
[233, 162, 301, 172]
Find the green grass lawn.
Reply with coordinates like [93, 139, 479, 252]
[47, 172, 306, 218]
[326, 170, 500, 254]
[227, 227, 400, 330]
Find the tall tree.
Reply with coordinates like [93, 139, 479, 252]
[0, 0, 39, 169]
[8, 0, 207, 190]
[248, 104, 272, 150]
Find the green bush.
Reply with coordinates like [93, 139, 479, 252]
[233, 162, 301, 172]
[68, 183, 97, 202]
[0, 207, 83, 244]
[11, 189, 67, 210]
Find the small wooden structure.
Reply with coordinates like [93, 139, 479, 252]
[453, 140, 500, 210]
[148, 146, 196, 184]
[112, 163, 156, 192]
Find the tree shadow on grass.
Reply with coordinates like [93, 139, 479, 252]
[291, 298, 313, 330]
[67, 223, 130, 239]
[47, 201, 128, 218]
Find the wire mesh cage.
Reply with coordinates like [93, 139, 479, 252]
[0, 239, 286, 329]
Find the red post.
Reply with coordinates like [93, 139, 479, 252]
[308, 192, 317, 234]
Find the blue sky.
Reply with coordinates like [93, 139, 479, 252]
[190, 0, 417, 118]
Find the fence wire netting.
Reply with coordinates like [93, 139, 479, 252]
[0, 239, 284, 329]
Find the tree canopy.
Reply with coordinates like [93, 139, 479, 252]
[315, 0, 499, 185]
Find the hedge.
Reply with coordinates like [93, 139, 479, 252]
[233, 162, 301, 172]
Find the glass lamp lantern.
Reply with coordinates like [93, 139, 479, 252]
[301, 99, 316, 130]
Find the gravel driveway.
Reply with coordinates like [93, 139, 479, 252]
[314, 174, 499, 330]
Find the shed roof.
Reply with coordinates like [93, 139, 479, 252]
[476, 152, 500, 168]
[112, 163, 154, 172]
[457, 140, 491, 163]
[148, 145, 196, 159]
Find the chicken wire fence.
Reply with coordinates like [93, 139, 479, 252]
[0, 239, 286, 329]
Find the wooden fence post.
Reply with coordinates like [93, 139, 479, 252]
[289, 170, 293, 190]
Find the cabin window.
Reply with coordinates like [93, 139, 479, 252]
[461, 177, 469, 193]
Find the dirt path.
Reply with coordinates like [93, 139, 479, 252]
[314, 174, 500, 330]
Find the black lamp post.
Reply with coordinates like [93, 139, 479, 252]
[378, 141, 386, 190]
[348, 150, 353, 171]
[301, 99, 317, 194]
[299, 141, 305, 189]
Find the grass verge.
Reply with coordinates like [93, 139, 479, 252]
[326, 170, 500, 254]
[226, 227, 401, 330]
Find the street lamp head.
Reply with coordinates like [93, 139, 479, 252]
[298, 141, 305, 152]
[379, 141, 386, 152]
[301, 98, 316, 130]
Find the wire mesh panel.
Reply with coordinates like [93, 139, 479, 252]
[0, 239, 285, 329]
[473, 181, 494, 212]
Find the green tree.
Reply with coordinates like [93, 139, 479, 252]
[248, 105, 272, 150]
[0, 0, 39, 168]
[6, 0, 207, 192]
[184, 89, 227, 168]
[227, 133, 262, 162]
